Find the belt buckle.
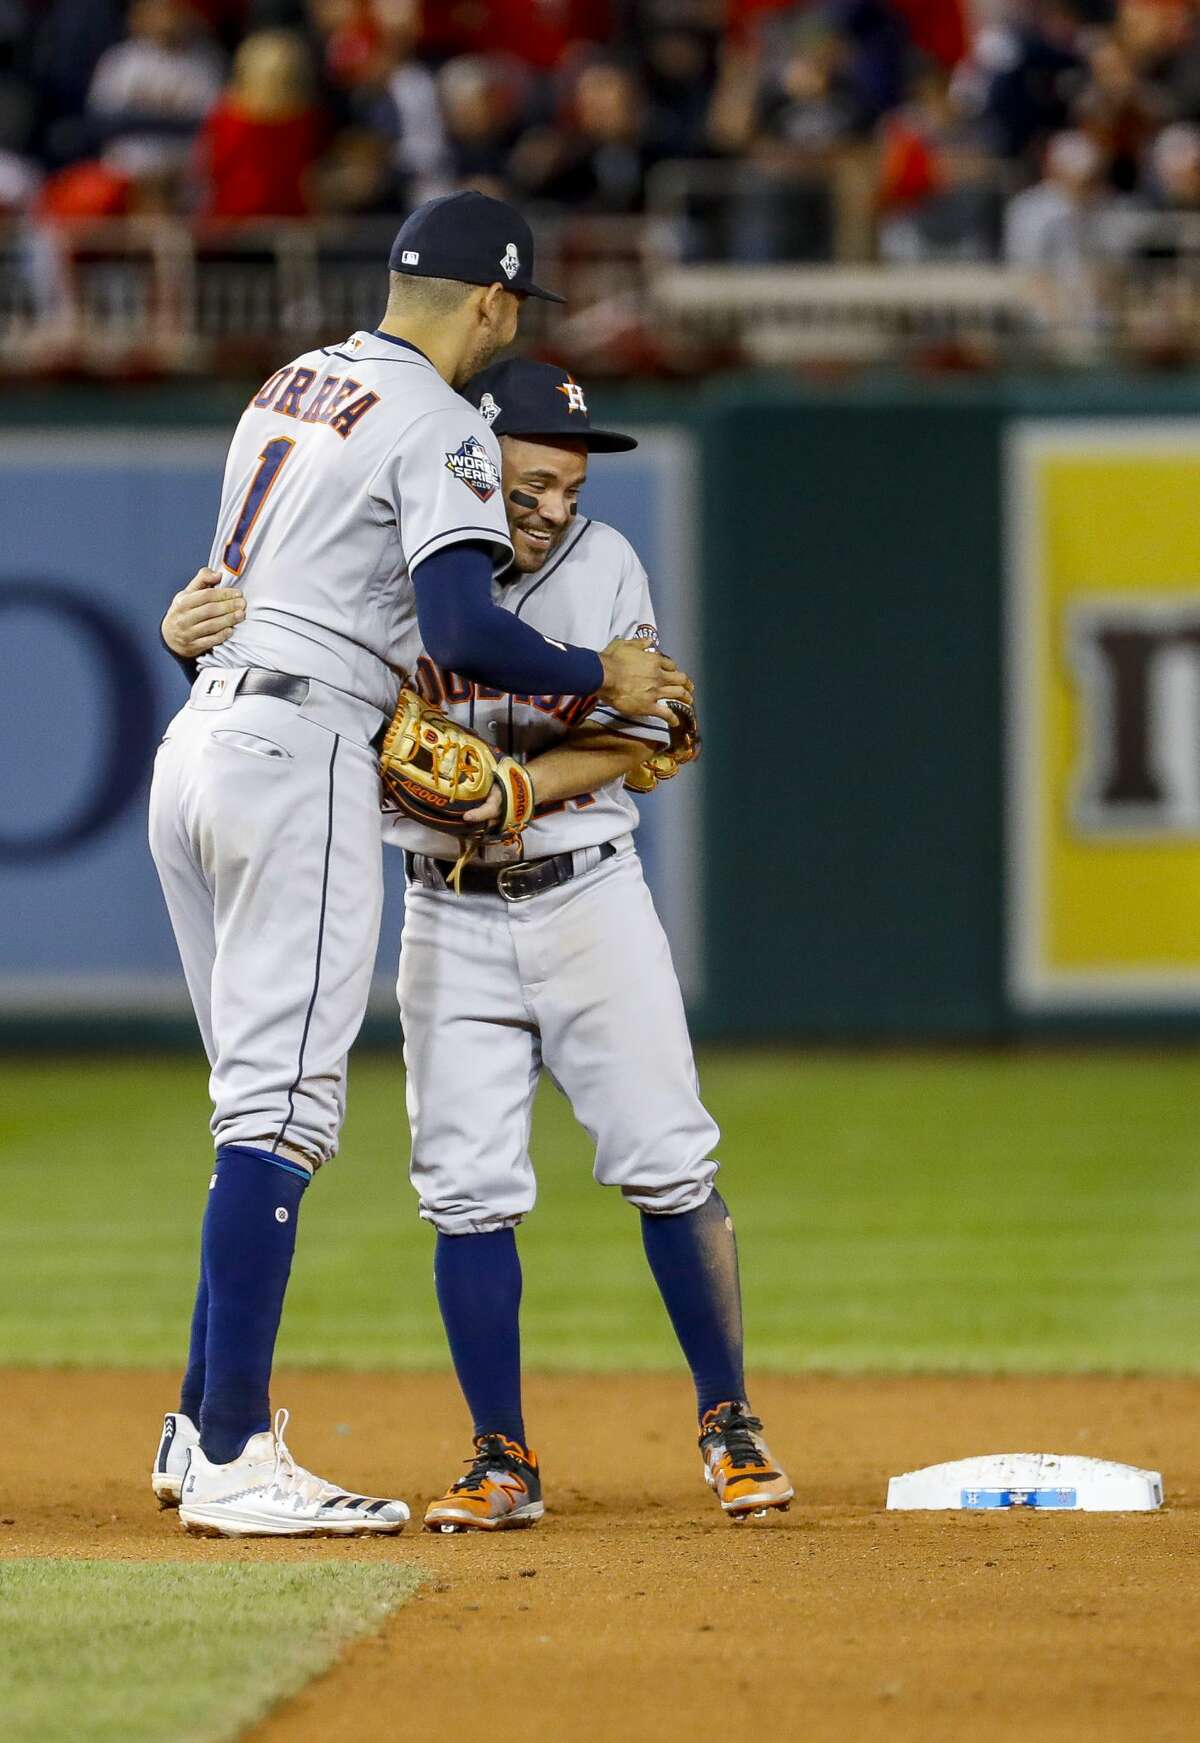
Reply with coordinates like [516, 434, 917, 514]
[495, 860, 540, 903]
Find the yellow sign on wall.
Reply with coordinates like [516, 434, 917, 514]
[1008, 423, 1200, 1008]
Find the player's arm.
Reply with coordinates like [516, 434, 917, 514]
[385, 409, 690, 719]
[524, 724, 654, 804]
[463, 724, 654, 823]
[413, 543, 691, 723]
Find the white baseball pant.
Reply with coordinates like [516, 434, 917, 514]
[149, 672, 385, 1163]
[398, 839, 719, 1233]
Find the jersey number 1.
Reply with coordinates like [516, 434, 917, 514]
[223, 436, 295, 576]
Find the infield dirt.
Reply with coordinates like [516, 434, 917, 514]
[3, 1370, 1197, 1743]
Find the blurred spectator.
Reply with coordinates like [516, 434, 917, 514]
[421, 0, 612, 71]
[962, 9, 1085, 163]
[0, 0, 35, 163]
[833, 0, 911, 125]
[1131, 0, 1200, 122]
[310, 0, 446, 205]
[752, 7, 898, 152]
[877, 57, 1001, 261]
[1004, 129, 1138, 341]
[1125, 118, 1200, 363]
[709, 7, 888, 263]
[0, 151, 39, 213]
[317, 0, 387, 91]
[87, 0, 223, 181]
[36, 157, 133, 220]
[1073, 27, 1166, 191]
[1116, 0, 1191, 86]
[197, 30, 326, 217]
[511, 56, 657, 213]
[29, 0, 124, 165]
[890, 0, 967, 70]
[1145, 118, 1200, 210]
[641, 26, 720, 158]
[312, 126, 394, 213]
[379, 3, 446, 205]
[437, 55, 518, 198]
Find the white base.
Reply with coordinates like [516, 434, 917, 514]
[886, 1453, 1163, 1512]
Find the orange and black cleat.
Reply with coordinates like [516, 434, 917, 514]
[699, 1401, 794, 1522]
[424, 1433, 544, 1533]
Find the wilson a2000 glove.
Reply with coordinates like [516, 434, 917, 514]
[379, 688, 534, 836]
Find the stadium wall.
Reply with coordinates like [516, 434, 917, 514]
[6, 373, 1200, 1044]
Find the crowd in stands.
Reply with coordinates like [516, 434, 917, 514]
[3, 0, 1200, 291]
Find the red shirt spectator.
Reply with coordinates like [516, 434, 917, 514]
[200, 101, 325, 216]
[197, 30, 326, 218]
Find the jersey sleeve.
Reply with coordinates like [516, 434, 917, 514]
[372, 405, 514, 574]
[585, 539, 671, 746]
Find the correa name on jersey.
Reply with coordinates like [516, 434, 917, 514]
[199, 330, 514, 717]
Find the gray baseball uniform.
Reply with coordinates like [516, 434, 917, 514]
[149, 330, 513, 1162]
[392, 516, 719, 1232]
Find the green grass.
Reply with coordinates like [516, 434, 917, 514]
[0, 1559, 419, 1743]
[1, 1050, 1198, 1371]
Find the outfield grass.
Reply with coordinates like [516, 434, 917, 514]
[0, 1560, 419, 1743]
[0, 1050, 1197, 1371]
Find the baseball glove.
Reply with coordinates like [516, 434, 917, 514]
[379, 688, 535, 839]
[624, 699, 701, 794]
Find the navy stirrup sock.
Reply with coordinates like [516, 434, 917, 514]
[178, 1263, 208, 1425]
[640, 1189, 747, 1420]
[198, 1144, 310, 1465]
[434, 1228, 525, 1445]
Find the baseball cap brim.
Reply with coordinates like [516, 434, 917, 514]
[516, 427, 638, 453]
[582, 428, 637, 452]
[523, 281, 565, 304]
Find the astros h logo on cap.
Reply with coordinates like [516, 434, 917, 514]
[556, 376, 588, 414]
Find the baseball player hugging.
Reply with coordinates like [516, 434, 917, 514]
[394, 361, 793, 1530]
[148, 193, 685, 1539]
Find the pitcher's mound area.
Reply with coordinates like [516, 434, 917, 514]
[4, 1370, 1198, 1743]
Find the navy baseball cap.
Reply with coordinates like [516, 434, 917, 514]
[388, 192, 564, 303]
[464, 359, 638, 453]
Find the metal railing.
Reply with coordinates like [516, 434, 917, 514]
[8, 200, 1200, 376]
[0, 213, 647, 378]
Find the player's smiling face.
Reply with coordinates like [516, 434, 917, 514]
[500, 436, 588, 572]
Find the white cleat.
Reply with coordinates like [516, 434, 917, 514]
[152, 1411, 200, 1508]
[178, 1408, 410, 1538]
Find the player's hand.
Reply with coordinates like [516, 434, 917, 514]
[162, 567, 245, 658]
[463, 785, 505, 826]
[597, 638, 694, 724]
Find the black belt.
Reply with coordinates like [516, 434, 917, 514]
[239, 670, 311, 705]
[236, 669, 387, 747]
[404, 841, 616, 902]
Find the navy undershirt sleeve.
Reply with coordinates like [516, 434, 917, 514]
[162, 622, 198, 686]
[413, 542, 604, 696]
